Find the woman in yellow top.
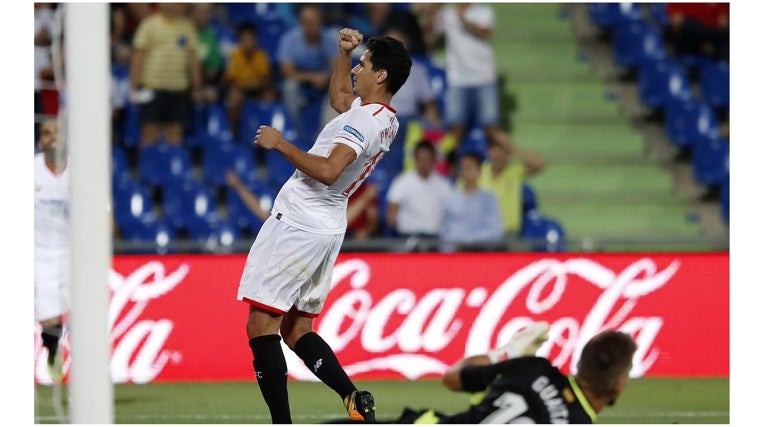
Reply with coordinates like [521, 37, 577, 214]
[224, 22, 277, 138]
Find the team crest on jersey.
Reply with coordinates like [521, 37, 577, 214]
[342, 125, 365, 142]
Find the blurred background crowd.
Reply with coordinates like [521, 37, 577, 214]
[33, 2, 730, 254]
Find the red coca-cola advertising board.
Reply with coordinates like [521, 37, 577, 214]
[33, 252, 729, 384]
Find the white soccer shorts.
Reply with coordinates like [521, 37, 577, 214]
[34, 248, 71, 322]
[237, 215, 344, 317]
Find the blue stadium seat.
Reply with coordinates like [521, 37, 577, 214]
[210, 20, 238, 60]
[185, 103, 209, 149]
[647, 3, 670, 30]
[637, 58, 691, 111]
[364, 167, 395, 238]
[265, 150, 296, 190]
[673, 53, 712, 76]
[113, 179, 158, 238]
[699, 60, 729, 113]
[239, 99, 298, 147]
[612, 21, 666, 70]
[202, 138, 251, 188]
[112, 144, 131, 183]
[229, 144, 257, 178]
[720, 176, 729, 225]
[520, 211, 567, 252]
[588, 2, 643, 31]
[258, 19, 287, 68]
[121, 103, 141, 150]
[292, 98, 325, 145]
[202, 138, 234, 187]
[522, 183, 538, 215]
[226, 174, 277, 235]
[137, 143, 193, 190]
[121, 219, 175, 255]
[187, 217, 240, 253]
[225, 3, 287, 28]
[664, 98, 720, 150]
[427, 62, 447, 120]
[163, 178, 219, 233]
[692, 136, 729, 188]
[205, 103, 235, 143]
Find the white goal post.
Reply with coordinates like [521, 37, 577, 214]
[65, 3, 114, 423]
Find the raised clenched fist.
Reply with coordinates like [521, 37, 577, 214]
[338, 28, 363, 53]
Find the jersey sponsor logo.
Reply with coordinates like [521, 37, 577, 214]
[342, 125, 365, 142]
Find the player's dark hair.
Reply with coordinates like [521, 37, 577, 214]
[365, 35, 411, 95]
[576, 330, 637, 397]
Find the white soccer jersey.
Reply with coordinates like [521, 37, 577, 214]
[34, 152, 71, 321]
[34, 153, 70, 250]
[272, 97, 398, 234]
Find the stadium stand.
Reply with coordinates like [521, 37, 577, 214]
[101, 3, 727, 253]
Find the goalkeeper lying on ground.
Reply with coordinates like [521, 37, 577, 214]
[327, 322, 637, 424]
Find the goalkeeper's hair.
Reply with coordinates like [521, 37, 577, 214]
[576, 330, 637, 397]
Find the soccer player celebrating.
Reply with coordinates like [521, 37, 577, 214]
[236, 28, 411, 423]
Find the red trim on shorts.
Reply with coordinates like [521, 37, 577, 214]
[242, 298, 287, 316]
[292, 308, 319, 319]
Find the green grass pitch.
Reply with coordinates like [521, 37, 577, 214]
[35, 377, 729, 424]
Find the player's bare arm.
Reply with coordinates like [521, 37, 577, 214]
[255, 125, 357, 186]
[329, 28, 363, 114]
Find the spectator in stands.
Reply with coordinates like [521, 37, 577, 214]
[665, 3, 729, 61]
[111, 3, 154, 45]
[386, 140, 453, 239]
[191, 3, 225, 105]
[35, 3, 56, 139]
[383, 27, 443, 179]
[223, 21, 276, 139]
[225, 170, 271, 222]
[430, 3, 503, 154]
[440, 152, 503, 252]
[110, 42, 132, 144]
[353, 3, 392, 39]
[479, 134, 545, 237]
[346, 182, 380, 240]
[130, 3, 202, 148]
[276, 4, 339, 137]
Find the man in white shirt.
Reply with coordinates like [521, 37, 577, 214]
[433, 3, 502, 152]
[34, 118, 70, 382]
[237, 28, 411, 424]
[386, 140, 452, 239]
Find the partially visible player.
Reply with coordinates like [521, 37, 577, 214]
[34, 118, 70, 382]
[236, 28, 411, 423]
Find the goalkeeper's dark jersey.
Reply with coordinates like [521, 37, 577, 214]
[441, 357, 597, 424]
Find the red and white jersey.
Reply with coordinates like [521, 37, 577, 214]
[34, 153, 70, 251]
[273, 98, 398, 234]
